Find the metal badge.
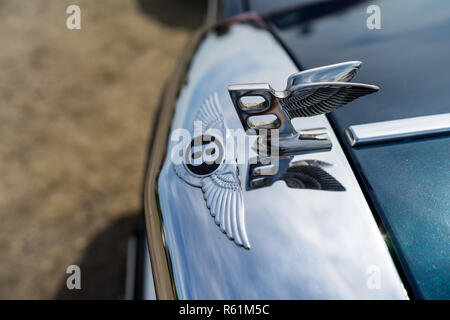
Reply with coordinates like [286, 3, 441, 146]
[173, 93, 250, 249]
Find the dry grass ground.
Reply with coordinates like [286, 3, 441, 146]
[0, 0, 205, 299]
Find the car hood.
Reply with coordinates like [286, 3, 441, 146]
[146, 22, 407, 299]
[266, 0, 450, 299]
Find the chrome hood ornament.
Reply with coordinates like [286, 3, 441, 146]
[229, 61, 378, 192]
[173, 93, 251, 249]
[229, 61, 379, 156]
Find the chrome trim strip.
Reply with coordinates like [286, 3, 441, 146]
[144, 26, 208, 300]
[346, 113, 450, 147]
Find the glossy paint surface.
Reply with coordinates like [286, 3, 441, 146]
[267, 0, 450, 298]
[269, 0, 450, 124]
[155, 23, 406, 299]
[354, 136, 450, 299]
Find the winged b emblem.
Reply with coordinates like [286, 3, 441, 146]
[173, 93, 250, 249]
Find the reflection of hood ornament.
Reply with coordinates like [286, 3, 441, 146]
[228, 61, 379, 156]
[229, 61, 378, 191]
[248, 157, 345, 192]
[173, 93, 251, 249]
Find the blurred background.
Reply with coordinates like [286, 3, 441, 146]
[0, 0, 206, 299]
